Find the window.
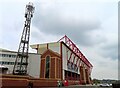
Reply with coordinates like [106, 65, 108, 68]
[2, 54, 5, 57]
[7, 62, 9, 65]
[45, 56, 50, 78]
[0, 53, 17, 58]
[2, 62, 4, 64]
[68, 71, 71, 80]
[12, 62, 15, 65]
[0, 61, 15, 65]
[9, 55, 11, 57]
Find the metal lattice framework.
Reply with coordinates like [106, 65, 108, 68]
[58, 35, 93, 71]
[13, 2, 35, 75]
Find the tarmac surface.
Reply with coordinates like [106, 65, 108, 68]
[47, 85, 112, 88]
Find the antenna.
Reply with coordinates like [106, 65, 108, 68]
[13, 2, 35, 75]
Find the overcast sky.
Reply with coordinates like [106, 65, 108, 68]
[0, 0, 119, 80]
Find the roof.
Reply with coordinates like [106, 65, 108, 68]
[0, 48, 40, 55]
[30, 42, 59, 49]
[0, 48, 11, 52]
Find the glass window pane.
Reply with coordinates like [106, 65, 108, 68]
[45, 56, 50, 78]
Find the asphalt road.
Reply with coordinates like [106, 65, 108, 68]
[47, 85, 112, 88]
[61, 85, 112, 88]
[63, 85, 112, 88]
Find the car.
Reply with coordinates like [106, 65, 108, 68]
[99, 83, 110, 87]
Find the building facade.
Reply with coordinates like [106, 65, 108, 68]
[0, 48, 41, 78]
[0, 39, 93, 85]
[40, 49, 62, 80]
[31, 41, 92, 84]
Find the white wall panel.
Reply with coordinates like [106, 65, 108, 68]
[62, 43, 80, 74]
[38, 44, 47, 54]
[62, 44, 67, 70]
[28, 54, 41, 78]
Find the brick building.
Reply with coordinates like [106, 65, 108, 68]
[31, 38, 93, 85]
[1, 36, 93, 87]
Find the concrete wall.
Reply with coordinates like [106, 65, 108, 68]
[48, 42, 60, 54]
[37, 44, 47, 54]
[28, 54, 41, 78]
[36, 42, 60, 55]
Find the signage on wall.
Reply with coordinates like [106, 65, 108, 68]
[67, 61, 78, 73]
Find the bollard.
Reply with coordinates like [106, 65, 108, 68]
[63, 80, 68, 86]
[57, 80, 62, 87]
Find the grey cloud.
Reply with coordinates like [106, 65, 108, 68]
[99, 41, 118, 60]
[32, 2, 102, 46]
[32, 1, 118, 61]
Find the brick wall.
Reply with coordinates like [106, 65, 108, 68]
[40, 59, 45, 78]
[40, 49, 62, 80]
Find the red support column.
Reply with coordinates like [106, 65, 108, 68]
[68, 52, 73, 61]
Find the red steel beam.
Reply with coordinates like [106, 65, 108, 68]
[72, 55, 76, 64]
[76, 57, 79, 65]
[58, 35, 93, 69]
[68, 52, 73, 61]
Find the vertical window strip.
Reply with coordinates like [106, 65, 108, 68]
[45, 56, 50, 78]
